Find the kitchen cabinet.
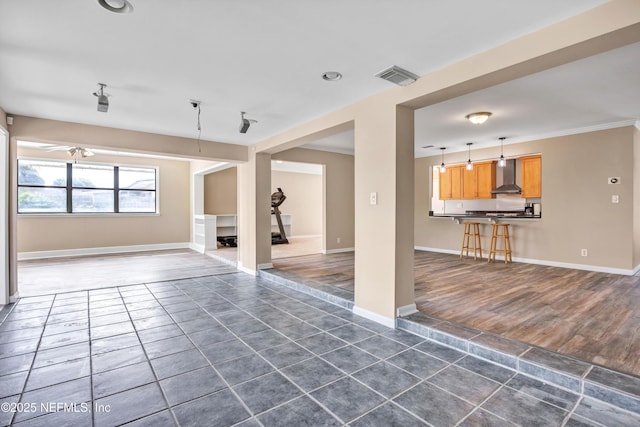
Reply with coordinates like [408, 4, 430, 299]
[463, 161, 496, 199]
[439, 165, 463, 200]
[521, 155, 542, 198]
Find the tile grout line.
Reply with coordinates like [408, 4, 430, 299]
[114, 284, 180, 427]
[148, 279, 266, 427]
[7, 293, 56, 426]
[183, 275, 357, 424]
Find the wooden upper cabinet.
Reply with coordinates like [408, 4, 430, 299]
[450, 166, 463, 200]
[521, 155, 542, 198]
[462, 167, 477, 199]
[475, 161, 496, 199]
[439, 165, 463, 200]
[439, 167, 452, 200]
[461, 161, 496, 199]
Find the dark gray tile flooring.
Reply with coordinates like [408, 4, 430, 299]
[1, 273, 639, 426]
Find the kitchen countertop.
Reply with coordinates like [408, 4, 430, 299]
[429, 211, 541, 222]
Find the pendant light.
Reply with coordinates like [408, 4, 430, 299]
[439, 147, 447, 173]
[498, 137, 507, 167]
[466, 142, 473, 171]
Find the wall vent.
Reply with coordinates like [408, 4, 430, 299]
[375, 65, 419, 86]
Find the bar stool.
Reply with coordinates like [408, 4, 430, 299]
[488, 223, 512, 264]
[460, 222, 482, 260]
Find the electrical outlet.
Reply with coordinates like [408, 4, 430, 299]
[370, 192, 377, 205]
[612, 195, 619, 204]
[337, 237, 341, 244]
[581, 249, 588, 257]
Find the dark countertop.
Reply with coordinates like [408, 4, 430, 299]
[429, 211, 541, 221]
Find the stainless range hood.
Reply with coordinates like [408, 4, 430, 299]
[491, 159, 521, 194]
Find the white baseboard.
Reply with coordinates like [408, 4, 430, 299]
[322, 247, 355, 255]
[415, 246, 636, 276]
[397, 303, 418, 317]
[236, 261, 257, 276]
[18, 243, 191, 261]
[352, 306, 395, 328]
[10, 292, 19, 303]
[258, 263, 273, 270]
[190, 243, 205, 253]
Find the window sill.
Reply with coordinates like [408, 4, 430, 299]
[18, 212, 160, 218]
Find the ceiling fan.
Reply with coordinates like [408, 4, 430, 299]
[45, 145, 95, 162]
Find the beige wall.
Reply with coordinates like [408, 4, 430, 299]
[272, 170, 322, 237]
[17, 147, 191, 253]
[272, 148, 355, 251]
[204, 167, 238, 215]
[202, 165, 323, 237]
[10, 116, 247, 163]
[0, 108, 6, 129]
[415, 126, 636, 270]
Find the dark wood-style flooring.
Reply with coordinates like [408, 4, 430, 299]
[273, 251, 640, 377]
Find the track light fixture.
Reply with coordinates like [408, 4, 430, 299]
[439, 147, 447, 173]
[239, 112, 257, 134]
[98, 0, 134, 14]
[466, 142, 473, 171]
[93, 83, 109, 113]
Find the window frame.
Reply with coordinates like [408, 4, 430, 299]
[17, 157, 160, 216]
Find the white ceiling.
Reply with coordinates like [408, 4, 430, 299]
[3, 0, 636, 159]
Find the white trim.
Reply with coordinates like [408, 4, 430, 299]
[289, 234, 322, 239]
[0, 126, 8, 305]
[414, 246, 459, 256]
[10, 292, 19, 303]
[322, 247, 354, 255]
[352, 306, 396, 328]
[397, 303, 418, 317]
[258, 263, 273, 270]
[18, 242, 191, 261]
[193, 162, 234, 176]
[190, 242, 205, 254]
[236, 261, 257, 276]
[415, 246, 637, 276]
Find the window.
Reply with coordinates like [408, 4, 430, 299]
[18, 159, 158, 214]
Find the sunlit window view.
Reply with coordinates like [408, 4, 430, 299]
[17, 159, 157, 214]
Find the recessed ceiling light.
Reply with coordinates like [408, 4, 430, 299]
[465, 112, 492, 125]
[98, 0, 134, 14]
[322, 71, 342, 81]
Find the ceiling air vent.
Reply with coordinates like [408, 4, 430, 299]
[375, 65, 419, 86]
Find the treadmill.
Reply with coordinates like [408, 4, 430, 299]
[271, 187, 289, 245]
[216, 187, 289, 247]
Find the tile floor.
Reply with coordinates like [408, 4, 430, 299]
[1, 273, 639, 426]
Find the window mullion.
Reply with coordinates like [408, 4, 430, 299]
[66, 162, 72, 213]
[114, 166, 119, 213]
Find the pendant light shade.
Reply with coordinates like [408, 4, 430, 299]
[439, 147, 446, 173]
[466, 142, 473, 171]
[498, 137, 507, 167]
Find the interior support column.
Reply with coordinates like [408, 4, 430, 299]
[237, 151, 272, 274]
[353, 104, 416, 326]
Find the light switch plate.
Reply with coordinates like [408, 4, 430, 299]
[612, 195, 619, 204]
[370, 192, 377, 205]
